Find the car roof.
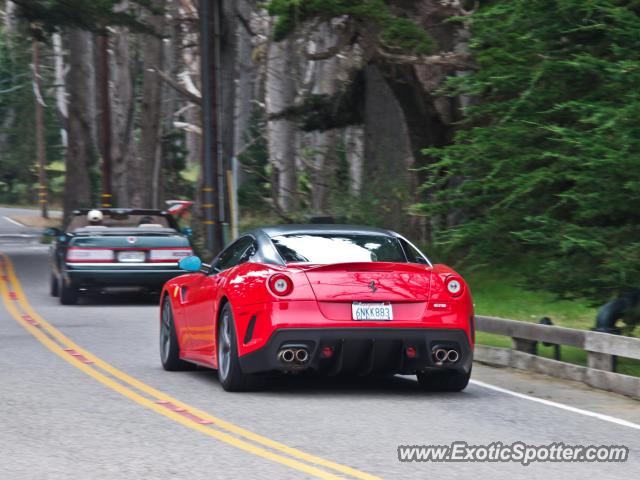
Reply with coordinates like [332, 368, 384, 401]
[247, 224, 399, 238]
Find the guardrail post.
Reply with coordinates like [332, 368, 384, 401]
[587, 351, 616, 372]
[512, 337, 537, 355]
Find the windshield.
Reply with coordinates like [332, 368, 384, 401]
[271, 233, 410, 264]
[67, 213, 171, 231]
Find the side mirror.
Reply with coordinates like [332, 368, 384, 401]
[44, 227, 61, 237]
[178, 255, 203, 273]
[181, 227, 193, 237]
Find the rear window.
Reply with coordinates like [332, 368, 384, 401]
[271, 234, 408, 264]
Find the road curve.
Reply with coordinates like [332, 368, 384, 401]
[1, 244, 639, 479]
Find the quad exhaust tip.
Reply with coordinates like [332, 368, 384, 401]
[434, 348, 448, 363]
[432, 346, 460, 364]
[447, 349, 460, 363]
[278, 347, 310, 364]
[278, 349, 295, 363]
[295, 348, 309, 363]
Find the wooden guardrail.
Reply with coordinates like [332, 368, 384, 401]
[474, 315, 640, 400]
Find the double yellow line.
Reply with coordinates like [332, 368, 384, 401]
[0, 253, 380, 480]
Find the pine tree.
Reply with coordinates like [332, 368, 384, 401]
[417, 0, 640, 302]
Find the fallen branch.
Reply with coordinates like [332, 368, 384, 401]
[155, 69, 202, 105]
[377, 49, 476, 70]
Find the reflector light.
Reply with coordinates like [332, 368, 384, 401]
[66, 248, 114, 262]
[321, 346, 334, 358]
[406, 346, 417, 359]
[269, 274, 293, 296]
[446, 278, 463, 297]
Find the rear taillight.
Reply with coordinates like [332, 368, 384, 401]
[149, 248, 193, 262]
[66, 248, 114, 262]
[269, 274, 293, 296]
[446, 277, 464, 297]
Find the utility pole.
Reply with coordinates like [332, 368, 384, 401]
[200, 0, 225, 253]
[99, 32, 113, 208]
[32, 37, 48, 218]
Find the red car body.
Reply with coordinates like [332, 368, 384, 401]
[160, 225, 474, 391]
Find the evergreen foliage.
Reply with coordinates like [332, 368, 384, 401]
[266, 0, 433, 55]
[417, 0, 640, 302]
[11, 0, 158, 36]
[0, 20, 62, 204]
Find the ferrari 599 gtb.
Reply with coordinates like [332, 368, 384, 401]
[160, 225, 474, 392]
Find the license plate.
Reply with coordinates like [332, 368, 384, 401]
[352, 302, 393, 321]
[117, 251, 146, 263]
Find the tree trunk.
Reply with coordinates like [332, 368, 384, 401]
[138, 0, 166, 208]
[0, 2, 16, 162]
[266, 36, 297, 213]
[64, 29, 96, 221]
[52, 33, 68, 147]
[234, 0, 253, 185]
[377, 62, 449, 174]
[32, 38, 48, 218]
[110, 21, 138, 207]
[98, 33, 113, 207]
[362, 63, 413, 231]
[308, 25, 339, 214]
[178, 0, 201, 169]
[219, 0, 239, 222]
[157, 0, 182, 205]
[345, 126, 364, 195]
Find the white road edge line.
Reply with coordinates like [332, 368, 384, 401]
[2, 216, 25, 227]
[470, 379, 640, 431]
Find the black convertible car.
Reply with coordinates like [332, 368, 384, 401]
[48, 208, 193, 304]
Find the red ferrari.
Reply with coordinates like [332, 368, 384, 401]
[160, 225, 474, 392]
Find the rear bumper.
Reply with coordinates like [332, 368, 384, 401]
[238, 327, 472, 376]
[63, 267, 183, 289]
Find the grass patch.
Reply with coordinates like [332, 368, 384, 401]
[471, 271, 640, 377]
[9, 215, 62, 229]
[466, 268, 596, 330]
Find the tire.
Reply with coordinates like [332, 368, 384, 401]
[59, 281, 78, 305]
[416, 367, 471, 392]
[217, 303, 261, 392]
[160, 296, 194, 371]
[50, 273, 59, 297]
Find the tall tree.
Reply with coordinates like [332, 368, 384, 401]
[419, 0, 640, 302]
[139, 0, 166, 208]
[307, 24, 339, 214]
[265, 0, 474, 229]
[265, 34, 297, 213]
[31, 37, 48, 217]
[10, 0, 162, 213]
[110, 16, 138, 207]
[63, 28, 96, 219]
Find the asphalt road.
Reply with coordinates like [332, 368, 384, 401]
[0, 207, 37, 235]
[1, 212, 639, 479]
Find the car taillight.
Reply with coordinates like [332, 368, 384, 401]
[269, 274, 293, 296]
[149, 248, 193, 262]
[446, 277, 464, 297]
[66, 248, 114, 262]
